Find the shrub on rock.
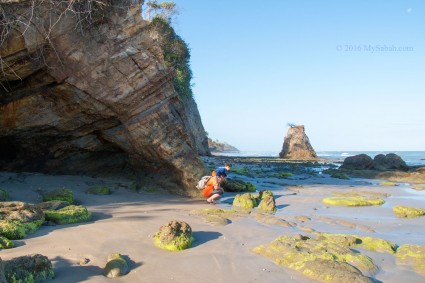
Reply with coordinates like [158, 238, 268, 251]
[3, 254, 54, 282]
[153, 220, 193, 251]
[45, 205, 91, 225]
[42, 188, 74, 203]
[233, 193, 257, 209]
[104, 253, 130, 278]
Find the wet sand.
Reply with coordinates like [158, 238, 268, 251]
[1, 157, 425, 282]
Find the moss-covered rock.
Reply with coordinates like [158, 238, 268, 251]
[258, 195, 276, 213]
[42, 188, 74, 203]
[222, 178, 256, 192]
[231, 167, 252, 176]
[36, 200, 71, 211]
[323, 196, 385, 207]
[4, 254, 54, 282]
[0, 188, 9, 201]
[393, 205, 425, 218]
[0, 236, 14, 249]
[104, 253, 130, 278]
[396, 244, 425, 276]
[317, 233, 396, 254]
[233, 193, 257, 209]
[45, 205, 91, 225]
[259, 190, 273, 199]
[189, 208, 241, 226]
[379, 181, 397, 186]
[269, 172, 293, 178]
[330, 172, 350, 180]
[86, 186, 111, 195]
[0, 202, 45, 239]
[252, 234, 376, 282]
[153, 220, 193, 251]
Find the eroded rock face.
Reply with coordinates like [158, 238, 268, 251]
[279, 125, 317, 159]
[0, 1, 208, 195]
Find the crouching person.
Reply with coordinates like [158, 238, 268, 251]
[203, 172, 226, 204]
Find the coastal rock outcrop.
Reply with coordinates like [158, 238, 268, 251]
[279, 125, 317, 159]
[208, 138, 239, 153]
[340, 153, 408, 171]
[0, 1, 208, 195]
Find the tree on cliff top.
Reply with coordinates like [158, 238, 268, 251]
[143, 0, 178, 22]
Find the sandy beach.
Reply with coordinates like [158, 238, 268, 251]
[1, 157, 425, 283]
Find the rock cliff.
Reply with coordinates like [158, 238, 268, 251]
[0, 1, 209, 195]
[208, 138, 239, 153]
[279, 125, 317, 159]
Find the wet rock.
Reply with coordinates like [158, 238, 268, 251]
[393, 206, 425, 218]
[396, 244, 425, 276]
[258, 195, 276, 213]
[153, 220, 193, 251]
[340, 154, 374, 170]
[42, 188, 74, 203]
[233, 193, 257, 209]
[222, 178, 256, 192]
[373, 153, 408, 171]
[0, 202, 45, 239]
[3, 254, 54, 282]
[44, 205, 91, 225]
[104, 253, 129, 278]
[322, 196, 384, 207]
[252, 234, 376, 282]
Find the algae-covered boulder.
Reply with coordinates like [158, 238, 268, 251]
[259, 190, 273, 199]
[104, 253, 130, 278]
[42, 188, 74, 203]
[222, 178, 256, 192]
[233, 193, 257, 209]
[45, 205, 91, 225]
[3, 254, 54, 282]
[258, 195, 276, 213]
[153, 220, 193, 251]
[0, 236, 14, 249]
[393, 205, 425, 218]
[317, 233, 396, 254]
[86, 186, 111, 195]
[252, 234, 376, 283]
[396, 244, 425, 276]
[0, 202, 45, 239]
[323, 196, 384, 207]
[36, 200, 71, 211]
[0, 189, 9, 201]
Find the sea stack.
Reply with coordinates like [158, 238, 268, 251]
[279, 125, 317, 159]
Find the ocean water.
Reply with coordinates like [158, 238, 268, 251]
[212, 150, 425, 166]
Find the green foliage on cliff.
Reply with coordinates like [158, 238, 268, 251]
[149, 16, 193, 98]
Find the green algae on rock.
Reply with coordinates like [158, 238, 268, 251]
[252, 234, 376, 282]
[393, 205, 425, 218]
[233, 193, 257, 209]
[0, 236, 14, 249]
[330, 172, 350, 180]
[42, 188, 74, 203]
[154, 220, 193, 251]
[323, 196, 385, 207]
[104, 253, 130, 278]
[222, 178, 256, 192]
[258, 195, 277, 213]
[44, 205, 91, 225]
[379, 181, 397, 186]
[396, 244, 425, 276]
[0, 202, 45, 239]
[86, 186, 111, 195]
[4, 254, 54, 282]
[316, 233, 396, 254]
[259, 190, 273, 199]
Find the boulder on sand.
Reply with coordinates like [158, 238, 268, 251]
[153, 220, 193, 251]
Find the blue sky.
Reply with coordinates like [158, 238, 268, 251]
[172, 0, 424, 152]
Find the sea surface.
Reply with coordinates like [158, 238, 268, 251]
[212, 150, 425, 166]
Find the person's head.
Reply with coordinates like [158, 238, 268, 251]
[224, 163, 232, 170]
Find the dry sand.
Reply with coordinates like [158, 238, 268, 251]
[1, 164, 425, 283]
